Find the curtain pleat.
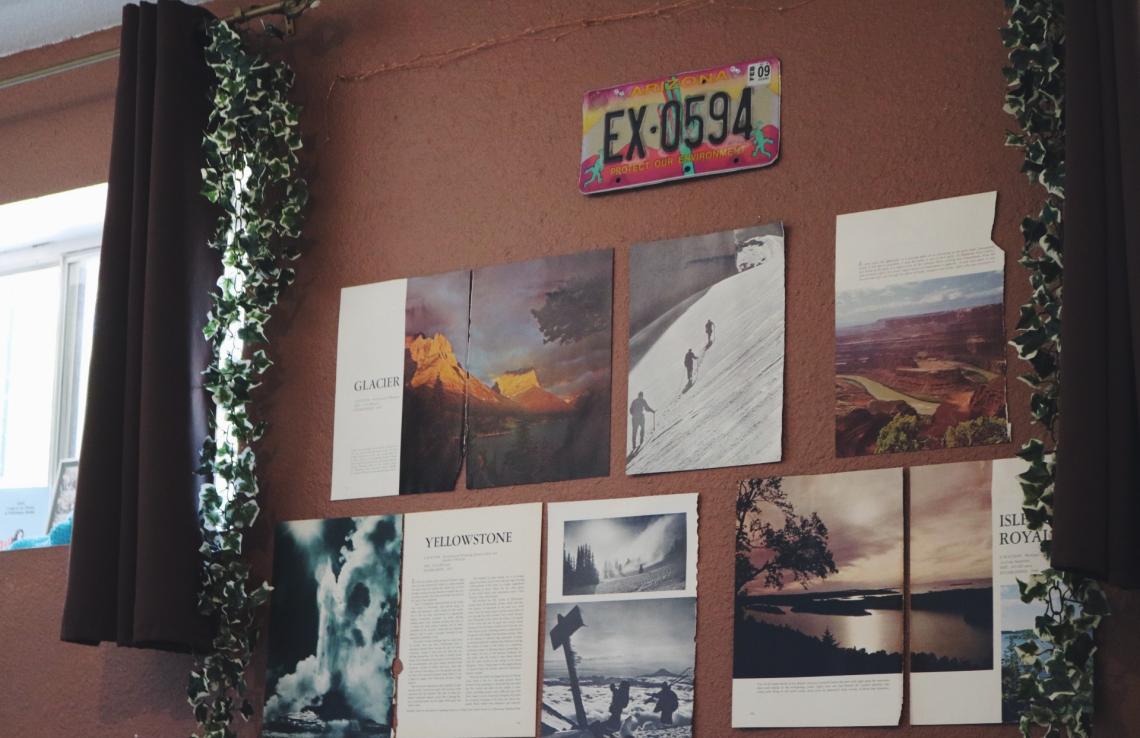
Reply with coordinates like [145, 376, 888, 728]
[1053, 0, 1140, 587]
[61, 0, 219, 650]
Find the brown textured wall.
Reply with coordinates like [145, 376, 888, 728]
[1, 1, 1137, 736]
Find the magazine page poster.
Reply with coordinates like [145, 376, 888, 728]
[627, 224, 784, 475]
[911, 457, 1060, 725]
[331, 270, 471, 498]
[910, 459, 998, 724]
[262, 514, 404, 737]
[993, 457, 1057, 724]
[834, 192, 1010, 457]
[543, 493, 698, 737]
[396, 503, 542, 738]
[732, 469, 904, 728]
[467, 250, 613, 489]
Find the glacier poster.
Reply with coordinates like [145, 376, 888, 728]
[332, 249, 614, 497]
[834, 192, 1010, 457]
[331, 270, 471, 498]
[543, 494, 698, 737]
[626, 224, 785, 475]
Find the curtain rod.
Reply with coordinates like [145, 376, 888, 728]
[0, 0, 317, 93]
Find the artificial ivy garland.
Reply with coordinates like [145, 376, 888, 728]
[1001, 2, 1108, 736]
[189, 19, 307, 738]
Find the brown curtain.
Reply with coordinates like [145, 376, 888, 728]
[61, 0, 220, 649]
[1053, 0, 1140, 587]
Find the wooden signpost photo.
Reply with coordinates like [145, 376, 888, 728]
[550, 605, 590, 732]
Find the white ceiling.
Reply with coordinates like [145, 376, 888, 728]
[0, 0, 205, 59]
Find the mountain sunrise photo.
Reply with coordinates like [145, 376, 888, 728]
[466, 249, 613, 488]
[399, 269, 473, 493]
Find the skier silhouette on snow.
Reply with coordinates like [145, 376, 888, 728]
[684, 348, 698, 387]
[605, 681, 631, 729]
[629, 391, 656, 449]
[705, 318, 715, 348]
[651, 682, 680, 725]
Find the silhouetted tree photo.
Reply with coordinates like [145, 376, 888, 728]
[734, 476, 838, 611]
[531, 277, 612, 345]
[734, 476, 905, 678]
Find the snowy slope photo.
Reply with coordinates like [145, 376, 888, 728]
[627, 225, 785, 475]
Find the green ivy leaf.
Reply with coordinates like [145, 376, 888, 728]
[192, 19, 306, 737]
[1000, 3, 1106, 736]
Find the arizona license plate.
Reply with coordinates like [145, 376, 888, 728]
[579, 57, 781, 194]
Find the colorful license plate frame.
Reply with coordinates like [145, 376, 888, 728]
[579, 57, 781, 194]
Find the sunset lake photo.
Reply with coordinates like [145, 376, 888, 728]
[733, 468, 904, 679]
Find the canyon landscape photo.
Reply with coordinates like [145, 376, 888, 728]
[834, 269, 1009, 457]
[466, 250, 613, 488]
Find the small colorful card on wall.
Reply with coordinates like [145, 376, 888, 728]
[579, 58, 781, 194]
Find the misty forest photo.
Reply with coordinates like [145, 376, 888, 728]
[262, 515, 403, 737]
[733, 470, 905, 679]
[627, 224, 784, 475]
[910, 461, 995, 673]
[562, 513, 687, 597]
[467, 250, 613, 488]
[835, 269, 1009, 457]
[542, 598, 695, 738]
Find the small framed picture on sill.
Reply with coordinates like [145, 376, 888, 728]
[48, 458, 79, 533]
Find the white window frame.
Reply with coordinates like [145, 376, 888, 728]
[0, 234, 101, 495]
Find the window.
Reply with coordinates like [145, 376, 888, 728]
[0, 184, 104, 542]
